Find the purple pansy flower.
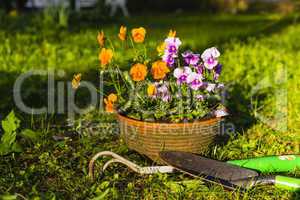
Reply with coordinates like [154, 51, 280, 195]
[217, 83, 224, 89]
[162, 54, 175, 67]
[153, 82, 171, 102]
[206, 83, 216, 92]
[164, 37, 182, 49]
[201, 47, 220, 70]
[187, 72, 203, 90]
[214, 64, 222, 80]
[162, 37, 182, 67]
[157, 84, 171, 102]
[202, 47, 220, 58]
[167, 45, 178, 54]
[174, 67, 192, 85]
[182, 51, 200, 66]
[196, 94, 204, 101]
[161, 94, 171, 102]
[196, 64, 204, 75]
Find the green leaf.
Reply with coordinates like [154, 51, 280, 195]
[0, 110, 22, 155]
[1, 111, 20, 146]
[1, 111, 20, 132]
[99, 181, 110, 189]
[0, 194, 17, 200]
[20, 129, 41, 142]
[11, 142, 23, 153]
[92, 188, 110, 200]
[0, 144, 10, 155]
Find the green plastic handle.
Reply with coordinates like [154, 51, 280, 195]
[275, 175, 300, 191]
[227, 155, 300, 173]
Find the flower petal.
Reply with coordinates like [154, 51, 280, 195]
[183, 66, 192, 75]
[174, 68, 183, 78]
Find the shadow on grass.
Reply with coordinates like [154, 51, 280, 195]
[292, 191, 300, 200]
[212, 82, 257, 147]
[226, 83, 257, 134]
[0, 68, 105, 126]
[184, 15, 299, 52]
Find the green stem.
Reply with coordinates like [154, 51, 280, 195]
[143, 43, 147, 59]
[177, 58, 181, 68]
[107, 37, 115, 53]
[109, 68, 121, 97]
[129, 36, 139, 59]
[115, 66, 126, 102]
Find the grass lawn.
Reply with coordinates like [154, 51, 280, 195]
[0, 12, 299, 199]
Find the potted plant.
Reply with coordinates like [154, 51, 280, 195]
[73, 27, 228, 162]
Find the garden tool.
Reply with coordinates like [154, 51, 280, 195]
[88, 151, 300, 191]
[159, 151, 300, 191]
[88, 151, 175, 180]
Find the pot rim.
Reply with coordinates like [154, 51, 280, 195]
[117, 113, 223, 127]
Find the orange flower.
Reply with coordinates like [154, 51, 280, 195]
[147, 84, 156, 97]
[99, 48, 113, 67]
[104, 93, 117, 113]
[131, 27, 146, 43]
[130, 63, 148, 81]
[72, 73, 82, 89]
[118, 26, 127, 41]
[151, 61, 170, 80]
[108, 93, 118, 103]
[168, 29, 176, 38]
[104, 98, 114, 113]
[97, 31, 105, 46]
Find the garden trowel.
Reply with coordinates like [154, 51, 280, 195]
[159, 151, 300, 191]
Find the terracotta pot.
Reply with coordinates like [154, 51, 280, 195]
[117, 114, 224, 163]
